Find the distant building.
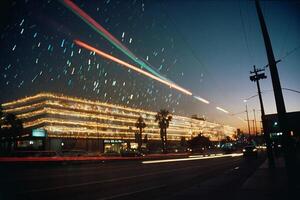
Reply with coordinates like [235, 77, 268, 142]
[265, 111, 300, 137]
[2, 93, 236, 152]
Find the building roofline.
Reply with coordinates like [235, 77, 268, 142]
[2, 92, 236, 129]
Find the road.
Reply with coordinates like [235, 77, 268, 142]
[0, 153, 265, 200]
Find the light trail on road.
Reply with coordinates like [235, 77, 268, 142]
[142, 153, 243, 164]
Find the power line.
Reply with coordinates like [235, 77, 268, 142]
[243, 87, 300, 101]
[158, 1, 224, 92]
[238, 0, 254, 63]
[280, 44, 300, 61]
[282, 87, 300, 94]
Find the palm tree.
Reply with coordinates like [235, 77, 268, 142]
[155, 109, 172, 153]
[135, 116, 146, 151]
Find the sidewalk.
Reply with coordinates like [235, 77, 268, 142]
[236, 157, 290, 200]
[170, 155, 293, 200]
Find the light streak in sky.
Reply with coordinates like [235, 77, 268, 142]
[74, 40, 193, 96]
[193, 96, 210, 104]
[64, 0, 234, 111]
[62, 0, 169, 82]
[63, 0, 217, 105]
[216, 106, 229, 114]
[142, 153, 243, 164]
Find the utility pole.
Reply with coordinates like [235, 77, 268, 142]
[255, 0, 296, 175]
[250, 65, 274, 167]
[252, 120, 255, 135]
[245, 103, 251, 138]
[255, 0, 286, 119]
[253, 109, 258, 136]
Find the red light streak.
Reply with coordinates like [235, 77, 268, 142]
[63, 0, 128, 52]
[74, 40, 193, 96]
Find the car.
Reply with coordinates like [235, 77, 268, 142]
[243, 145, 258, 158]
[221, 143, 237, 154]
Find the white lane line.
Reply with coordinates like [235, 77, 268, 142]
[97, 185, 166, 200]
[189, 153, 223, 158]
[142, 153, 243, 164]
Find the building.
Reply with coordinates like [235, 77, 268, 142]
[265, 111, 300, 137]
[1, 93, 236, 152]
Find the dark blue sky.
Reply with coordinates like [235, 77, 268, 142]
[0, 0, 299, 131]
[163, 0, 300, 129]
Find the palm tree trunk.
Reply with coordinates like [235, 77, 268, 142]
[160, 129, 165, 152]
[138, 127, 142, 151]
[164, 129, 167, 153]
[165, 129, 168, 153]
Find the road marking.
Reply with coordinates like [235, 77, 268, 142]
[96, 185, 166, 200]
[142, 153, 243, 164]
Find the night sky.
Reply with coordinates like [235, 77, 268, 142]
[0, 0, 299, 131]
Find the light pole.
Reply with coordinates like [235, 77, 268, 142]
[251, 120, 255, 135]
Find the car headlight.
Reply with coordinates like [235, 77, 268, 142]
[242, 149, 246, 152]
[253, 149, 257, 152]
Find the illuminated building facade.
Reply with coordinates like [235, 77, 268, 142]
[2, 93, 236, 152]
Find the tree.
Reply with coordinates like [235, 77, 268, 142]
[155, 109, 172, 153]
[224, 136, 232, 142]
[135, 116, 146, 151]
[1, 111, 23, 152]
[188, 134, 212, 152]
[220, 136, 233, 146]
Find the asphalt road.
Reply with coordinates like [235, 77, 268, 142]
[0, 154, 265, 200]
